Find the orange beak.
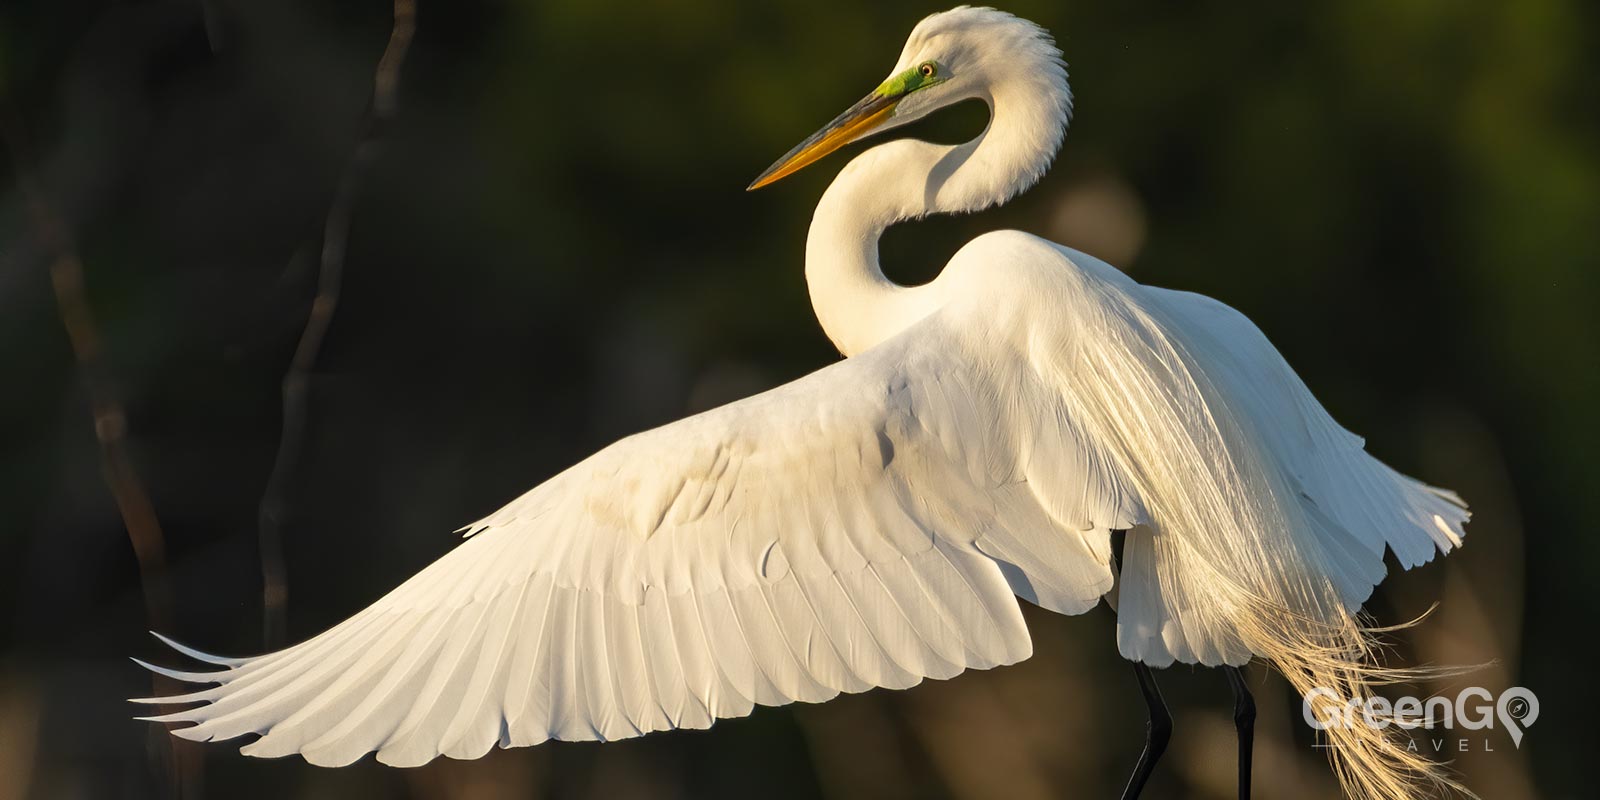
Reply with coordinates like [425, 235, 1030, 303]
[747, 91, 901, 191]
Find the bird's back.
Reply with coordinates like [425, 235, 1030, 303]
[936, 230, 1467, 665]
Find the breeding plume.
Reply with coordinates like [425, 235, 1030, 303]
[138, 8, 1469, 798]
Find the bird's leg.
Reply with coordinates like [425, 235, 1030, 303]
[1120, 661, 1172, 800]
[1226, 665, 1256, 800]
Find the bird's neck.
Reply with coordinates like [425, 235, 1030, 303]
[804, 77, 1067, 356]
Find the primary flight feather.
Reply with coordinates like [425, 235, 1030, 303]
[138, 8, 1468, 798]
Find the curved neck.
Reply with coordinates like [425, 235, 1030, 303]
[805, 77, 1067, 356]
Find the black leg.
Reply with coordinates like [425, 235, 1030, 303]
[1120, 661, 1172, 800]
[1225, 665, 1256, 800]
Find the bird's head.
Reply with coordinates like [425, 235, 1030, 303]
[747, 6, 1069, 191]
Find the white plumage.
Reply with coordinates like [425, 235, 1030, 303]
[138, 8, 1467, 795]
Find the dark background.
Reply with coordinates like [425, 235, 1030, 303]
[2, 1, 1595, 798]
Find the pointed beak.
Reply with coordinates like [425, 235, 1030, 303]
[747, 90, 902, 191]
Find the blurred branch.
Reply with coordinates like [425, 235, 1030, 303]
[257, 0, 416, 649]
[199, 0, 223, 53]
[1, 109, 201, 798]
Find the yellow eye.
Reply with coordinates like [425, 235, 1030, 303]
[919, 62, 937, 78]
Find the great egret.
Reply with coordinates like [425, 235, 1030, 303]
[136, 7, 1470, 799]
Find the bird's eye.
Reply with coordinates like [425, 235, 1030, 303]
[919, 62, 937, 78]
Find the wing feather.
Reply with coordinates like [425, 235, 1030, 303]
[139, 309, 1132, 764]
[1108, 280, 1469, 667]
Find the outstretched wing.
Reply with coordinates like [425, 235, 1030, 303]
[1111, 285, 1469, 667]
[136, 308, 1140, 767]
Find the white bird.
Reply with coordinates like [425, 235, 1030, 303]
[138, 7, 1470, 799]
